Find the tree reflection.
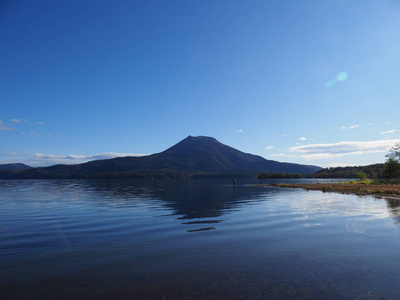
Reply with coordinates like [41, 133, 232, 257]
[385, 197, 400, 225]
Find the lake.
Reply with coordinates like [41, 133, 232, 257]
[1, 179, 400, 299]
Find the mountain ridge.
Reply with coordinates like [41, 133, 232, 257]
[0, 163, 32, 171]
[0, 136, 321, 179]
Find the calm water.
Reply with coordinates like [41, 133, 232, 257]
[1, 179, 400, 299]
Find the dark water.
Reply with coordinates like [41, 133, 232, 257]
[1, 179, 400, 299]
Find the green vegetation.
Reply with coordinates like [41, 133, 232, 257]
[345, 180, 371, 185]
[356, 171, 368, 181]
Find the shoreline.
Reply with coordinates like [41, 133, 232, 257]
[259, 183, 400, 200]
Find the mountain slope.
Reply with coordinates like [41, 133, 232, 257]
[0, 163, 32, 171]
[156, 136, 320, 173]
[0, 136, 321, 179]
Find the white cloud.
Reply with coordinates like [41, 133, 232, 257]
[265, 146, 274, 150]
[342, 124, 360, 130]
[290, 139, 400, 160]
[381, 129, 398, 135]
[299, 137, 307, 141]
[271, 153, 296, 158]
[29, 152, 149, 166]
[31, 153, 87, 160]
[37, 121, 44, 125]
[89, 153, 148, 160]
[237, 129, 243, 133]
[348, 124, 360, 129]
[10, 119, 21, 123]
[0, 120, 13, 131]
[31, 152, 148, 160]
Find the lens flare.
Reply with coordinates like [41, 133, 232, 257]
[325, 79, 337, 88]
[337, 72, 348, 81]
[325, 72, 348, 88]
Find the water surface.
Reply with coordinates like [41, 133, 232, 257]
[1, 179, 400, 299]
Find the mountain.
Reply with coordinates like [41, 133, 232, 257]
[0, 136, 321, 179]
[0, 163, 32, 171]
[154, 136, 321, 173]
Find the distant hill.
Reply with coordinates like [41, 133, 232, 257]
[0, 163, 32, 171]
[310, 164, 384, 179]
[0, 136, 322, 179]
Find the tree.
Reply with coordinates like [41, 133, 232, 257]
[386, 142, 400, 162]
[369, 170, 378, 180]
[356, 171, 368, 181]
[382, 158, 400, 180]
[383, 143, 400, 180]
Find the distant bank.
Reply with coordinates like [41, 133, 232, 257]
[266, 182, 400, 199]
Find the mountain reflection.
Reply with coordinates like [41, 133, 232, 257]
[31, 179, 400, 229]
[67, 178, 267, 221]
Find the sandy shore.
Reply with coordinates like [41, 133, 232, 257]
[263, 183, 400, 199]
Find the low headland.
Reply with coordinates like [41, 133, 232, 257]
[263, 180, 400, 199]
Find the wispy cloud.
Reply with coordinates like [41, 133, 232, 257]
[342, 124, 360, 130]
[9, 119, 44, 126]
[1, 150, 19, 157]
[0, 120, 13, 131]
[290, 139, 400, 160]
[349, 124, 360, 129]
[381, 129, 399, 135]
[265, 146, 274, 150]
[237, 129, 243, 133]
[299, 137, 307, 141]
[271, 153, 296, 158]
[29, 152, 149, 166]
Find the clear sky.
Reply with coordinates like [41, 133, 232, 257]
[1, 0, 400, 168]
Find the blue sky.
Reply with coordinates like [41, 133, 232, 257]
[1, 0, 400, 168]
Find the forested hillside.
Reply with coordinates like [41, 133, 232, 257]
[311, 164, 384, 179]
